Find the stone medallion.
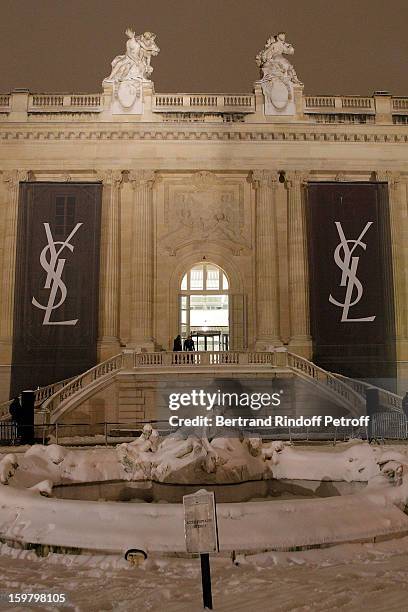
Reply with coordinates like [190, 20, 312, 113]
[117, 80, 140, 108]
[270, 79, 290, 110]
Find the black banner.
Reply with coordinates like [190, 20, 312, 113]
[306, 182, 396, 386]
[11, 183, 102, 396]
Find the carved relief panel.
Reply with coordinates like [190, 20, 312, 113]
[159, 171, 251, 256]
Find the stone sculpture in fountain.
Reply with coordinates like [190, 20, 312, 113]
[116, 425, 287, 484]
[256, 32, 302, 116]
[103, 28, 160, 114]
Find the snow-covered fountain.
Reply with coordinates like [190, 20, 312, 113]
[1, 426, 408, 556]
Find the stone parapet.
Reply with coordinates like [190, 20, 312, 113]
[0, 89, 407, 124]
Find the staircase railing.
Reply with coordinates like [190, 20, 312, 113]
[287, 353, 366, 415]
[42, 353, 123, 418]
[333, 372, 402, 413]
[0, 375, 75, 422]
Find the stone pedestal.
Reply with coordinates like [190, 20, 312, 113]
[97, 170, 123, 360]
[286, 171, 312, 358]
[252, 170, 282, 349]
[129, 170, 156, 351]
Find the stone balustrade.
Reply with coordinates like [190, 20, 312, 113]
[334, 373, 402, 413]
[152, 93, 255, 113]
[305, 95, 383, 113]
[0, 95, 10, 108]
[134, 350, 281, 367]
[28, 93, 102, 112]
[0, 89, 407, 123]
[287, 353, 365, 415]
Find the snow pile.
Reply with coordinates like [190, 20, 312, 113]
[366, 446, 408, 510]
[29, 479, 54, 497]
[0, 453, 19, 484]
[272, 440, 380, 482]
[10, 444, 127, 488]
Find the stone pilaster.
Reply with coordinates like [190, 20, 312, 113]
[286, 171, 312, 358]
[0, 170, 29, 400]
[376, 171, 408, 392]
[252, 170, 282, 349]
[0, 171, 29, 356]
[96, 170, 123, 359]
[128, 170, 156, 351]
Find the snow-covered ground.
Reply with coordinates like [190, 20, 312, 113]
[1, 538, 408, 611]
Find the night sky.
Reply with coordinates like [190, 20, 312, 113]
[0, 0, 407, 95]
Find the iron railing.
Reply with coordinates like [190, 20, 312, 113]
[3, 413, 408, 446]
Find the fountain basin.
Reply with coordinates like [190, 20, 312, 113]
[52, 478, 367, 503]
[1, 439, 408, 556]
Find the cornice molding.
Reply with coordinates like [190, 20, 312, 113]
[0, 125, 408, 144]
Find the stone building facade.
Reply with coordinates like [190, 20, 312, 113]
[1, 30, 408, 402]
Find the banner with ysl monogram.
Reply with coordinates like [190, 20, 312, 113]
[11, 183, 102, 396]
[307, 182, 396, 387]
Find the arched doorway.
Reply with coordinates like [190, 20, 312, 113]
[180, 263, 229, 351]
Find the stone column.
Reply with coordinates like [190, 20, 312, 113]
[129, 170, 156, 351]
[376, 171, 408, 392]
[0, 170, 29, 400]
[286, 171, 312, 357]
[252, 170, 282, 349]
[97, 170, 123, 360]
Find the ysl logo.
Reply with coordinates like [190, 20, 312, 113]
[329, 221, 376, 322]
[32, 223, 82, 325]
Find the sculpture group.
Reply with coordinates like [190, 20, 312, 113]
[104, 28, 302, 115]
[104, 28, 160, 112]
[256, 31, 302, 114]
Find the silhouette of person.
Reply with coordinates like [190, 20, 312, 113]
[9, 396, 22, 439]
[183, 333, 195, 351]
[173, 335, 182, 351]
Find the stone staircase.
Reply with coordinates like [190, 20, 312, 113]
[24, 350, 401, 427]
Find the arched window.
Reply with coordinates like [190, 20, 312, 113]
[180, 263, 229, 351]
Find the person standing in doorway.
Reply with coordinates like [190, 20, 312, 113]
[173, 335, 182, 351]
[183, 333, 195, 351]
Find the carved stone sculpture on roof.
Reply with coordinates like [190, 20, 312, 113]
[256, 32, 302, 116]
[103, 28, 160, 115]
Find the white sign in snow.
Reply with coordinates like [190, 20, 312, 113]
[183, 489, 218, 554]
